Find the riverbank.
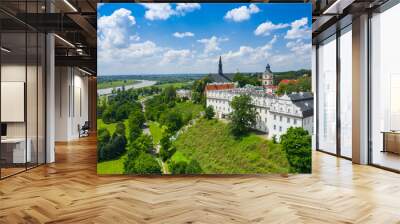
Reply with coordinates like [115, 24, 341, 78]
[97, 80, 157, 96]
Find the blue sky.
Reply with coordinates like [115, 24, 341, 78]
[97, 3, 311, 76]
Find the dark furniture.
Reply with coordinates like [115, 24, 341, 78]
[381, 131, 400, 154]
[79, 121, 90, 138]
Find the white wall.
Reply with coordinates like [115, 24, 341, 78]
[55, 67, 89, 141]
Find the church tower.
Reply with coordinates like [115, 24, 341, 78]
[218, 56, 223, 76]
[262, 64, 274, 86]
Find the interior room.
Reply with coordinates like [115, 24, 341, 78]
[0, 0, 97, 179]
[313, 0, 400, 171]
[0, 4, 46, 178]
[370, 2, 400, 171]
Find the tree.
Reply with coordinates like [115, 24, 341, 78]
[129, 109, 145, 129]
[129, 124, 142, 143]
[160, 145, 176, 162]
[97, 127, 127, 161]
[98, 128, 110, 148]
[102, 107, 115, 123]
[159, 133, 176, 162]
[186, 160, 202, 174]
[272, 134, 278, 144]
[204, 106, 215, 119]
[191, 91, 202, 104]
[110, 134, 127, 158]
[160, 110, 183, 133]
[280, 127, 311, 173]
[169, 161, 188, 174]
[128, 110, 145, 142]
[134, 134, 154, 153]
[162, 85, 176, 103]
[233, 73, 261, 87]
[115, 122, 126, 136]
[297, 76, 311, 92]
[124, 152, 162, 174]
[191, 76, 212, 104]
[229, 95, 257, 137]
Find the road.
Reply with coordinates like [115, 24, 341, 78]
[97, 80, 157, 96]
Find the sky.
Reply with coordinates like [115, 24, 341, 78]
[97, 3, 311, 76]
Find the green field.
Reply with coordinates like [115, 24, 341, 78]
[97, 154, 126, 174]
[97, 79, 139, 89]
[97, 119, 129, 137]
[155, 82, 191, 89]
[172, 119, 290, 174]
[148, 121, 165, 144]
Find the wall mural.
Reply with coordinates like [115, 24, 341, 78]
[96, 3, 313, 175]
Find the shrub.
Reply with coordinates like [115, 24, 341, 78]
[185, 160, 202, 174]
[204, 106, 215, 119]
[169, 161, 188, 174]
[280, 127, 311, 173]
[160, 111, 183, 133]
[124, 152, 162, 174]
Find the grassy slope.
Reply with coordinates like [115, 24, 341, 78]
[97, 154, 126, 174]
[173, 119, 290, 174]
[97, 80, 139, 89]
[174, 101, 203, 118]
[148, 121, 165, 144]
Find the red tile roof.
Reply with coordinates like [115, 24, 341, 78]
[280, 79, 298, 84]
[206, 83, 235, 91]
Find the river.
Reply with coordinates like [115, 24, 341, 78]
[97, 80, 157, 96]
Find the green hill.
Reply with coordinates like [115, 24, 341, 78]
[172, 119, 290, 174]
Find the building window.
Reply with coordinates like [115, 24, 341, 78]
[294, 119, 297, 125]
[274, 114, 276, 120]
[287, 117, 290, 123]
[274, 125, 276, 130]
[279, 116, 282, 122]
[279, 126, 282, 132]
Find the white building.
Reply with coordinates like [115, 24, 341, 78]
[176, 89, 191, 99]
[206, 85, 313, 140]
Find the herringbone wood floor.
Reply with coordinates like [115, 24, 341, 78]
[0, 136, 400, 224]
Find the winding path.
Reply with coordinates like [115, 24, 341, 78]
[140, 96, 168, 174]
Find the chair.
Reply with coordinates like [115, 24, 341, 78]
[79, 121, 90, 138]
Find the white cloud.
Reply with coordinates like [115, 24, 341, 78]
[222, 41, 274, 64]
[286, 39, 311, 55]
[141, 3, 200, 21]
[254, 21, 289, 36]
[97, 8, 137, 49]
[141, 3, 175, 21]
[161, 49, 192, 64]
[269, 35, 278, 45]
[224, 4, 260, 22]
[197, 36, 228, 54]
[175, 3, 201, 15]
[173, 32, 194, 38]
[285, 17, 310, 39]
